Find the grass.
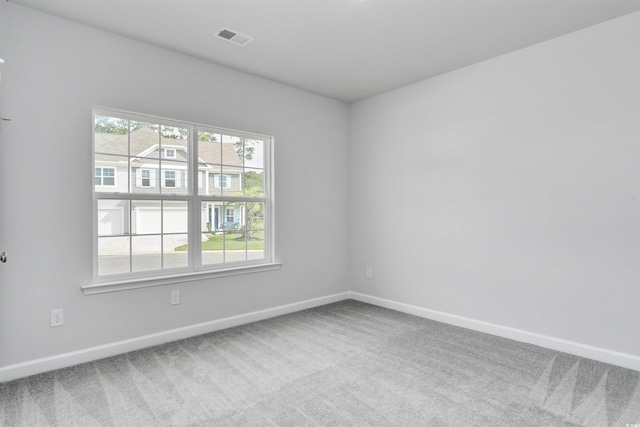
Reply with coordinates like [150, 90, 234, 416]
[175, 231, 264, 251]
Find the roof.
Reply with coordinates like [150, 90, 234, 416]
[95, 127, 243, 167]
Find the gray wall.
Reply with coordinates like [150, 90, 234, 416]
[349, 12, 640, 356]
[0, 3, 349, 367]
[1, 2, 638, 371]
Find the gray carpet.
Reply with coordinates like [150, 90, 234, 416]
[1, 300, 638, 426]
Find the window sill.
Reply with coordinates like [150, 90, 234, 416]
[82, 262, 282, 295]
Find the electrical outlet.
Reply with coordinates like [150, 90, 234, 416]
[171, 290, 180, 305]
[50, 309, 64, 327]
[365, 267, 373, 279]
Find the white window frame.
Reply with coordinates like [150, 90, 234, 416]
[136, 168, 156, 188]
[95, 167, 116, 187]
[164, 148, 176, 159]
[88, 107, 279, 295]
[163, 170, 177, 188]
[226, 207, 235, 223]
[213, 173, 232, 189]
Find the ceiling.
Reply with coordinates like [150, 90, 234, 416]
[9, 0, 640, 103]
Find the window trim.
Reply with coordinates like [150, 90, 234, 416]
[95, 166, 116, 187]
[82, 262, 282, 295]
[164, 148, 176, 159]
[90, 107, 277, 292]
[136, 168, 156, 188]
[213, 173, 233, 189]
[162, 170, 177, 188]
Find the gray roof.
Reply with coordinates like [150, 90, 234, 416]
[95, 127, 243, 167]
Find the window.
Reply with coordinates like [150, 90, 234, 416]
[163, 170, 177, 188]
[226, 208, 235, 223]
[136, 169, 156, 187]
[214, 173, 232, 189]
[95, 167, 115, 186]
[92, 108, 274, 284]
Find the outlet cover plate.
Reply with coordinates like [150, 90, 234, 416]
[171, 290, 180, 305]
[50, 309, 64, 327]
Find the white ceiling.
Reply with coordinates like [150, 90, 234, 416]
[9, 0, 640, 103]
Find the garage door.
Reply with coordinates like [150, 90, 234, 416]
[134, 205, 188, 234]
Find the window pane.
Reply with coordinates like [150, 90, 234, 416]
[98, 236, 130, 276]
[94, 115, 129, 156]
[246, 201, 265, 231]
[201, 201, 225, 232]
[220, 168, 241, 195]
[221, 134, 242, 166]
[98, 199, 129, 236]
[160, 125, 188, 161]
[130, 121, 160, 159]
[132, 235, 161, 272]
[224, 230, 247, 263]
[243, 139, 264, 169]
[164, 234, 188, 269]
[163, 201, 188, 233]
[201, 201, 224, 265]
[242, 169, 264, 197]
[161, 160, 188, 194]
[248, 237, 265, 261]
[132, 200, 161, 235]
[198, 132, 222, 196]
[201, 231, 224, 265]
[132, 159, 160, 193]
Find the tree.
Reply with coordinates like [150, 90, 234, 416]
[161, 126, 187, 140]
[95, 116, 128, 134]
[95, 116, 147, 134]
[234, 138, 256, 163]
[243, 170, 263, 193]
[198, 132, 217, 142]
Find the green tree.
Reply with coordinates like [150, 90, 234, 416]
[198, 131, 217, 142]
[95, 116, 128, 134]
[95, 116, 147, 134]
[243, 170, 264, 193]
[234, 138, 256, 163]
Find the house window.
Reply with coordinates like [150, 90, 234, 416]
[136, 169, 156, 187]
[213, 174, 232, 189]
[95, 167, 115, 186]
[226, 208, 235, 223]
[92, 108, 274, 285]
[163, 170, 176, 188]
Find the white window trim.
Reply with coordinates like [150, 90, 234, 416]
[213, 173, 233, 189]
[91, 107, 277, 291]
[162, 170, 178, 188]
[164, 148, 177, 159]
[82, 262, 282, 295]
[136, 168, 156, 188]
[95, 167, 116, 187]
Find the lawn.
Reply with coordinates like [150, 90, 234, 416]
[175, 232, 264, 251]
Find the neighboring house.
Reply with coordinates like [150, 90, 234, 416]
[95, 127, 245, 236]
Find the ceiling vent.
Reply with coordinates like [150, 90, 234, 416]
[216, 28, 254, 47]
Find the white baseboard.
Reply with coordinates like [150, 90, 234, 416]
[0, 292, 350, 383]
[349, 291, 640, 371]
[3, 290, 637, 382]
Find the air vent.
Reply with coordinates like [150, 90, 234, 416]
[216, 28, 254, 47]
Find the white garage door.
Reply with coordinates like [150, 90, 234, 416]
[135, 206, 187, 234]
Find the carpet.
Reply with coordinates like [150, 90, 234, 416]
[1, 300, 638, 426]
